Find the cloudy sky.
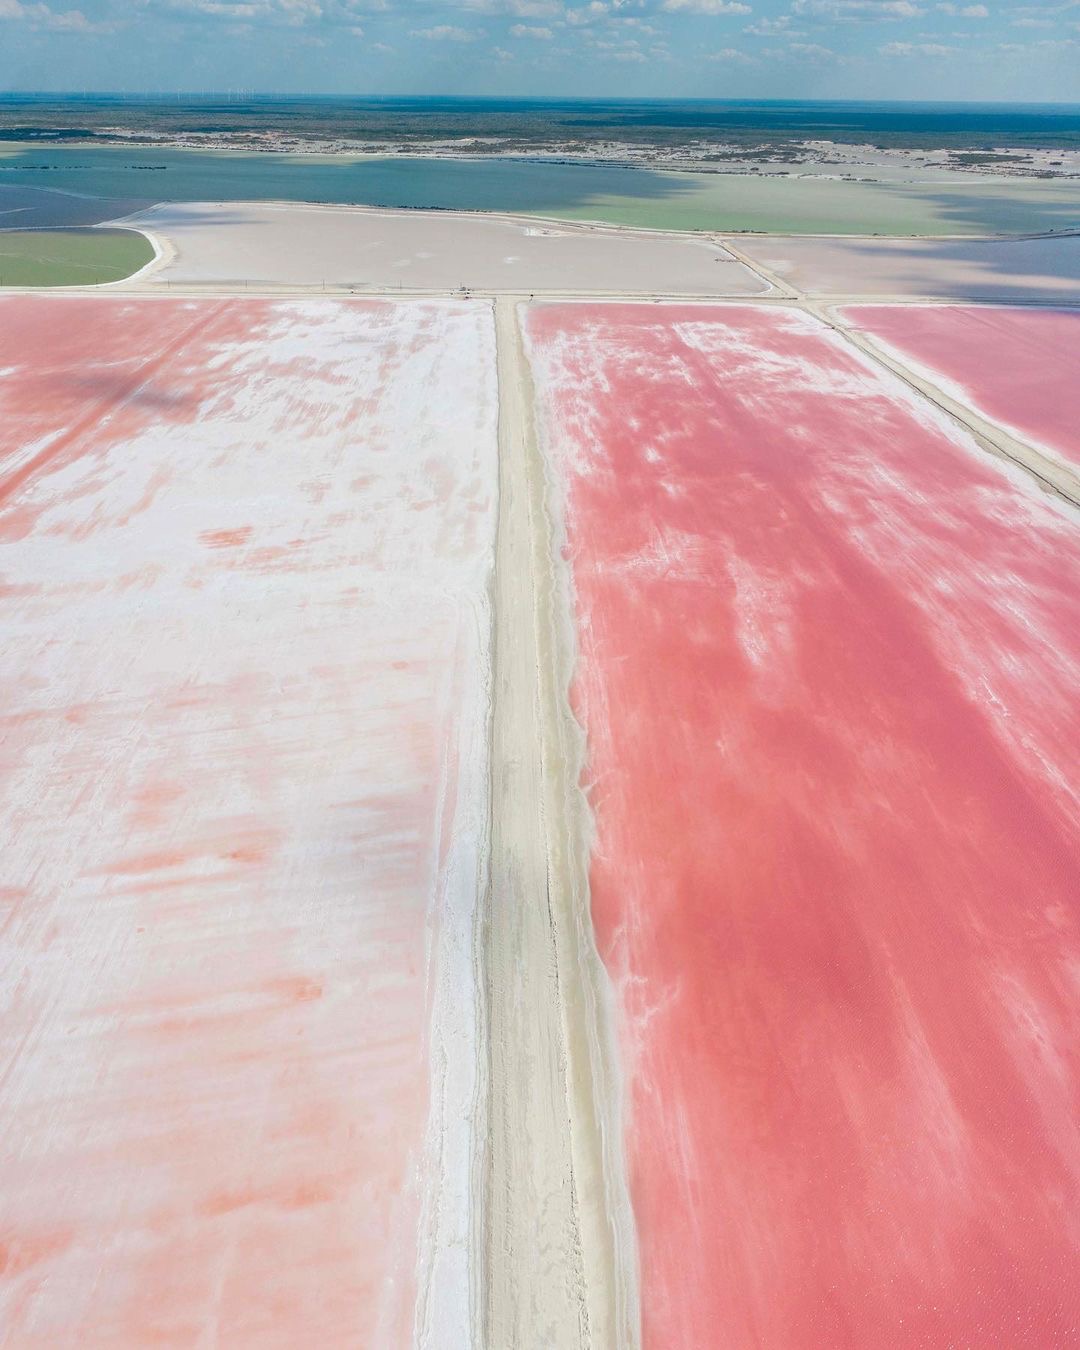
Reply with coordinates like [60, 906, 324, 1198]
[1, 0, 1078, 100]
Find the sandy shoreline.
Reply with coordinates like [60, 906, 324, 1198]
[9, 130, 1080, 180]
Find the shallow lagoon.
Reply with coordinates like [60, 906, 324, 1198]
[0, 227, 154, 285]
[2, 144, 1079, 235]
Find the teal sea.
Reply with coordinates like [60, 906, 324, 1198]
[2, 96, 1080, 151]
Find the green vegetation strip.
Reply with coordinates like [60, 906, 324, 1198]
[0, 228, 154, 286]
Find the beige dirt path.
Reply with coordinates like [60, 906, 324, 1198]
[485, 297, 638, 1350]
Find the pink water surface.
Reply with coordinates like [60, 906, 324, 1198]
[843, 304, 1080, 468]
[0, 295, 495, 1345]
[526, 302, 1080, 1349]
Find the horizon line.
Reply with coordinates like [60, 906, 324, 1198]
[3, 91, 1080, 109]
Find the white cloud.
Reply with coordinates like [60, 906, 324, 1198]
[788, 37, 839, 54]
[939, 1, 988, 12]
[744, 12, 803, 29]
[1009, 0, 1079, 14]
[1003, 0, 1080, 25]
[459, 0, 562, 13]
[409, 22, 476, 37]
[662, 0, 752, 13]
[564, 0, 614, 22]
[612, 44, 646, 55]
[151, 0, 331, 22]
[0, 0, 112, 30]
[880, 36, 956, 48]
[996, 32, 1078, 44]
[510, 20, 553, 32]
[792, 0, 925, 16]
[707, 42, 757, 56]
[43, 5, 98, 27]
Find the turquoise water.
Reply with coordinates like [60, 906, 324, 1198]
[1, 144, 693, 215]
[2, 143, 1078, 235]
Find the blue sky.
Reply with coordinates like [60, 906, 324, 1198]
[1, 0, 1078, 101]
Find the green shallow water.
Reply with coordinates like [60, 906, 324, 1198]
[0, 228, 155, 286]
[2, 144, 1078, 235]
